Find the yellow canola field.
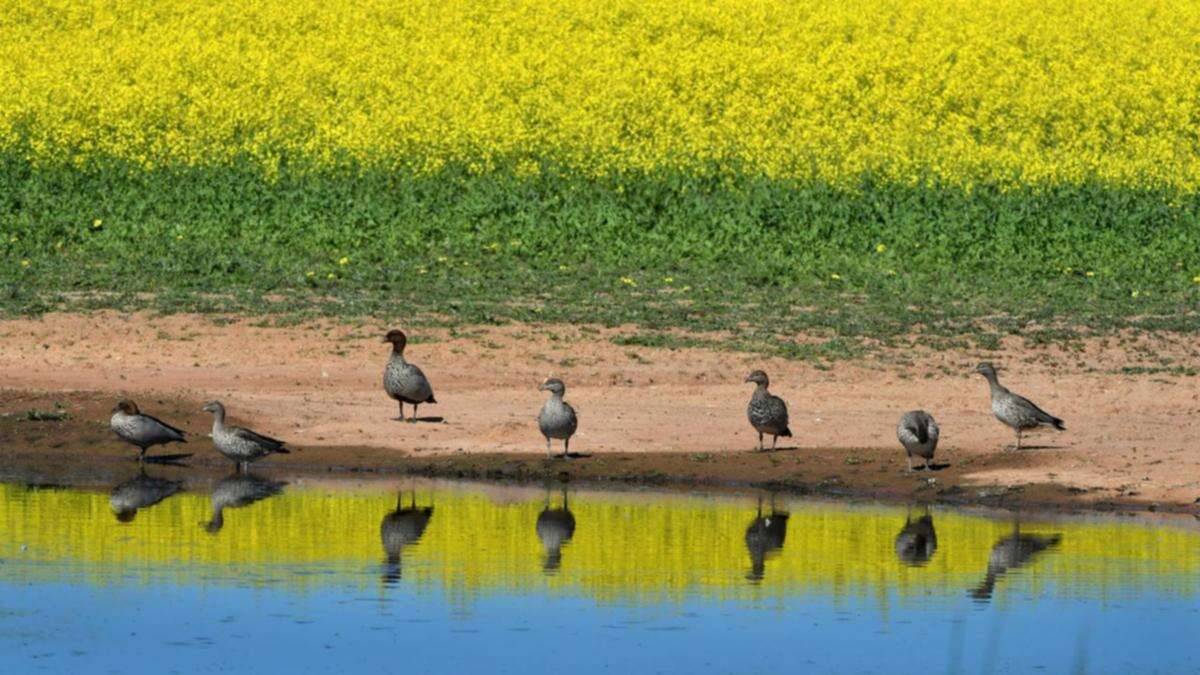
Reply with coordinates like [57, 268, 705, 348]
[1, 483, 1197, 606]
[1, 0, 1199, 188]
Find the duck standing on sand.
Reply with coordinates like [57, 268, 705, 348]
[202, 401, 290, 471]
[745, 370, 792, 452]
[383, 329, 437, 422]
[537, 378, 578, 459]
[974, 363, 1065, 451]
[897, 410, 939, 471]
[110, 400, 187, 462]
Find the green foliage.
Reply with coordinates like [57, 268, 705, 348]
[2, 153, 1198, 360]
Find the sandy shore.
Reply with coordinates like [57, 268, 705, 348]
[1, 312, 1198, 512]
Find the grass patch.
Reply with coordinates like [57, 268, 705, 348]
[3, 154, 1199, 362]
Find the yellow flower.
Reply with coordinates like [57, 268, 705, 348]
[305, 270, 315, 277]
[1131, 290, 1140, 298]
[327, 272, 336, 280]
[619, 276, 636, 286]
[680, 285, 691, 292]
[662, 276, 674, 283]
[875, 243, 886, 254]
[1064, 267, 1073, 274]
[830, 273, 841, 280]
[8, 235, 17, 243]
[436, 256, 448, 263]
[417, 267, 428, 274]
[1086, 271, 1095, 277]
[558, 264, 569, 271]
[886, 269, 897, 276]
[1193, 275, 1200, 284]
[337, 256, 349, 266]
[175, 234, 184, 240]
[91, 219, 102, 229]
[20, 259, 30, 267]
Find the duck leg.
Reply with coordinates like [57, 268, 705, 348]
[1015, 429, 1023, 451]
[906, 454, 914, 473]
[394, 401, 405, 422]
[545, 437, 553, 459]
[138, 446, 147, 463]
[563, 437, 570, 459]
[410, 403, 419, 423]
[770, 434, 779, 452]
[757, 431, 764, 452]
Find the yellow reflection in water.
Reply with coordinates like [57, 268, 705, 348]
[0, 482, 1196, 604]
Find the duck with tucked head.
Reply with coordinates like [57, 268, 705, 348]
[202, 401, 290, 471]
[897, 410, 939, 472]
[382, 329, 437, 422]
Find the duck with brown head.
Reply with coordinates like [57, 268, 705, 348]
[110, 400, 187, 462]
[382, 329, 437, 422]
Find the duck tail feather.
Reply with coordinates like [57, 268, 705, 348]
[1051, 417, 1066, 431]
[780, 427, 793, 437]
[426, 394, 437, 404]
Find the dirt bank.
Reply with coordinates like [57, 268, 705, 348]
[1, 312, 1198, 512]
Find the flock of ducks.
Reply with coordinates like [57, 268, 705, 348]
[109, 328, 1067, 470]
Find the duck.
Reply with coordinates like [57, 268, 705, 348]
[202, 401, 290, 470]
[110, 400, 187, 462]
[745, 370, 792, 452]
[382, 329, 437, 422]
[108, 467, 183, 523]
[744, 496, 789, 581]
[970, 524, 1062, 600]
[535, 488, 576, 573]
[894, 509, 938, 566]
[205, 472, 286, 533]
[537, 378, 578, 458]
[380, 492, 434, 583]
[897, 410, 939, 471]
[975, 363, 1065, 450]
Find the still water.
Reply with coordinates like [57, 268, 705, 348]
[0, 469, 1197, 673]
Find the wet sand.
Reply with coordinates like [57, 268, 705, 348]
[1, 312, 1199, 513]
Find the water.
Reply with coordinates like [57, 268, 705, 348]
[0, 469, 1197, 673]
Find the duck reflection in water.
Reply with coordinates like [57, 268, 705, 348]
[380, 491, 434, 584]
[204, 472, 286, 534]
[109, 467, 184, 523]
[536, 488, 575, 574]
[894, 507, 938, 567]
[970, 522, 1062, 600]
[745, 495, 789, 582]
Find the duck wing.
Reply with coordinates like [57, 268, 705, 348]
[232, 426, 288, 452]
[1012, 393, 1065, 430]
[140, 413, 187, 441]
